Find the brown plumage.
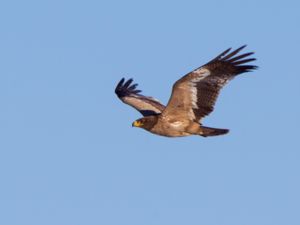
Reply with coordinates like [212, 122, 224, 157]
[115, 45, 257, 137]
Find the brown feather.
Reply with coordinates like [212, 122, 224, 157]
[162, 46, 257, 122]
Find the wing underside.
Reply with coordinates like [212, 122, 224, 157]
[115, 78, 165, 116]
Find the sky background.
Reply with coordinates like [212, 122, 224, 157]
[1, 0, 300, 225]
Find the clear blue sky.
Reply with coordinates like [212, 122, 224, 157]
[1, 0, 299, 225]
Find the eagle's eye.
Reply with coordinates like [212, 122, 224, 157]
[132, 120, 143, 127]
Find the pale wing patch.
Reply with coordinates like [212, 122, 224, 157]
[186, 68, 211, 119]
[209, 75, 230, 86]
[147, 96, 163, 104]
[123, 96, 162, 114]
[191, 68, 211, 81]
[189, 85, 198, 109]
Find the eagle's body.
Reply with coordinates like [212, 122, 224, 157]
[115, 46, 257, 138]
[140, 115, 191, 137]
[138, 115, 227, 137]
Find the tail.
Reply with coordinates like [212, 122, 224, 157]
[200, 126, 229, 137]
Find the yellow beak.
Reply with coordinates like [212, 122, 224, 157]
[132, 120, 142, 127]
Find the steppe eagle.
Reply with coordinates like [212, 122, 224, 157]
[115, 45, 257, 137]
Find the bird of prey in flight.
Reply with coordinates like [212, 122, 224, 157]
[115, 45, 257, 137]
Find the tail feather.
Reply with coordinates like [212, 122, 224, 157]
[200, 126, 229, 137]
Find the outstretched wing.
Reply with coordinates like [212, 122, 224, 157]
[115, 78, 165, 116]
[162, 45, 257, 122]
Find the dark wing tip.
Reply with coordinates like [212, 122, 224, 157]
[210, 47, 232, 62]
[208, 45, 247, 64]
[115, 77, 142, 98]
[208, 45, 258, 74]
[222, 45, 247, 61]
[238, 65, 258, 73]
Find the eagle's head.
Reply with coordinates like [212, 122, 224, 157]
[132, 116, 158, 130]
